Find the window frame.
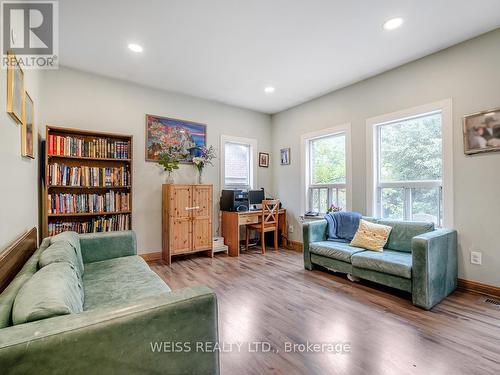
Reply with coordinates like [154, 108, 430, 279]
[300, 124, 352, 215]
[366, 99, 454, 227]
[220, 134, 257, 190]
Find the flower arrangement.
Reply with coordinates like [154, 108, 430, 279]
[192, 145, 216, 184]
[157, 145, 188, 183]
[327, 203, 342, 213]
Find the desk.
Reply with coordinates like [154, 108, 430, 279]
[221, 209, 287, 256]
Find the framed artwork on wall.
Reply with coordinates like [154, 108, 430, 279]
[22, 92, 35, 158]
[145, 114, 207, 162]
[6, 51, 24, 124]
[463, 107, 500, 155]
[259, 152, 269, 167]
[280, 148, 290, 165]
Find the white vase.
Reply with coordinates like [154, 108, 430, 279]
[198, 169, 204, 184]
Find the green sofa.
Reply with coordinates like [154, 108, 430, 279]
[303, 218, 457, 310]
[0, 231, 220, 375]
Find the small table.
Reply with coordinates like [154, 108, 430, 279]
[221, 209, 287, 256]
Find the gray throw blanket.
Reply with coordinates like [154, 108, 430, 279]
[324, 211, 362, 241]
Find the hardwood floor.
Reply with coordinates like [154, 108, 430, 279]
[149, 249, 500, 375]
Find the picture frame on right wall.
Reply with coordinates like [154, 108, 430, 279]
[280, 147, 290, 165]
[259, 152, 269, 167]
[463, 107, 500, 155]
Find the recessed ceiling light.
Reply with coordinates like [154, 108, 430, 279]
[383, 17, 404, 31]
[128, 43, 143, 53]
[264, 86, 275, 93]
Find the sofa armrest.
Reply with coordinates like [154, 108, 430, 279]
[411, 229, 458, 310]
[302, 219, 328, 270]
[79, 231, 137, 264]
[0, 285, 219, 375]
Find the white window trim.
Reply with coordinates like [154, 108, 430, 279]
[220, 134, 257, 190]
[365, 99, 454, 227]
[300, 123, 352, 215]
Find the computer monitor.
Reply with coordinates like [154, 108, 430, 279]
[248, 189, 265, 207]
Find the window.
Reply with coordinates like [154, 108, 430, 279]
[301, 124, 351, 214]
[220, 135, 257, 190]
[377, 112, 442, 224]
[367, 100, 453, 227]
[224, 142, 250, 187]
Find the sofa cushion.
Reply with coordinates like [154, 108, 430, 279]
[50, 231, 84, 275]
[0, 238, 50, 328]
[377, 220, 434, 253]
[12, 262, 84, 325]
[309, 241, 366, 263]
[351, 250, 412, 279]
[82, 255, 171, 310]
[39, 241, 83, 279]
[350, 219, 392, 252]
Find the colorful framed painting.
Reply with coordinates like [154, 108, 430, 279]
[463, 107, 500, 155]
[280, 148, 290, 165]
[145, 114, 207, 162]
[259, 152, 269, 167]
[6, 51, 24, 124]
[22, 92, 35, 158]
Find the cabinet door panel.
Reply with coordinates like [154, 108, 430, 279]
[192, 185, 212, 251]
[169, 185, 192, 254]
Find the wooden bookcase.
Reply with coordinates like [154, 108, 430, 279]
[43, 126, 133, 238]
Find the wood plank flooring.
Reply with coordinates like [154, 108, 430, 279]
[149, 249, 500, 375]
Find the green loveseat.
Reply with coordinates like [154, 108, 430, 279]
[303, 219, 457, 310]
[0, 231, 220, 375]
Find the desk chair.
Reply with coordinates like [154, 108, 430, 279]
[245, 199, 280, 254]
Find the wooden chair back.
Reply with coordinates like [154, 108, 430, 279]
[261, 199, 280, 228]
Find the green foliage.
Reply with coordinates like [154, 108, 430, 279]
[158, 145, 186, 173]
[311, 135, 346, 184]
[379, 114, 442, 182]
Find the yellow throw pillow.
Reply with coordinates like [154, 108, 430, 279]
[350, 219, 392, 252]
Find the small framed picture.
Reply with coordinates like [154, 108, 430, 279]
[22, 92, 35, 158]
[259, 152, 269, 167]
[463, 107, 500, 155]
[280, 148, 290, 165]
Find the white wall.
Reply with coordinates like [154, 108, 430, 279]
[2, 29, 499, 288]
[39, 67, 272, 253]
[272, 28, 500, 287]
[0, 68, 42, 250]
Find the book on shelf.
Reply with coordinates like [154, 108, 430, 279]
[47, 134, 129, 159]
[48, 214, 131, 236]
[48, 191, 130, 214]
[48, 163, 130, 187]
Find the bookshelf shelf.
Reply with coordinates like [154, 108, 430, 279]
[48, 211, 132, 218]
[48, 185, 131, 189]
[48, 154, 132, 162]
[44, 126, 133, 237]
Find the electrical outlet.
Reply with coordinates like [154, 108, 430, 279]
[288, 225, 294, 233]
[470, 251, 482, 265]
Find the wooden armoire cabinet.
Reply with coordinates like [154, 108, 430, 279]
[162, 184, 213, 264]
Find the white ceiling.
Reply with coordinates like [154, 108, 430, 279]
[60, 0, 500, 114]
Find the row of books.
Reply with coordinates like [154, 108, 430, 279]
[48, 163, 130, 187]
[47, 214, 131, 236]
[48, 192, 130, 214]
[48, 135, 130, 159]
